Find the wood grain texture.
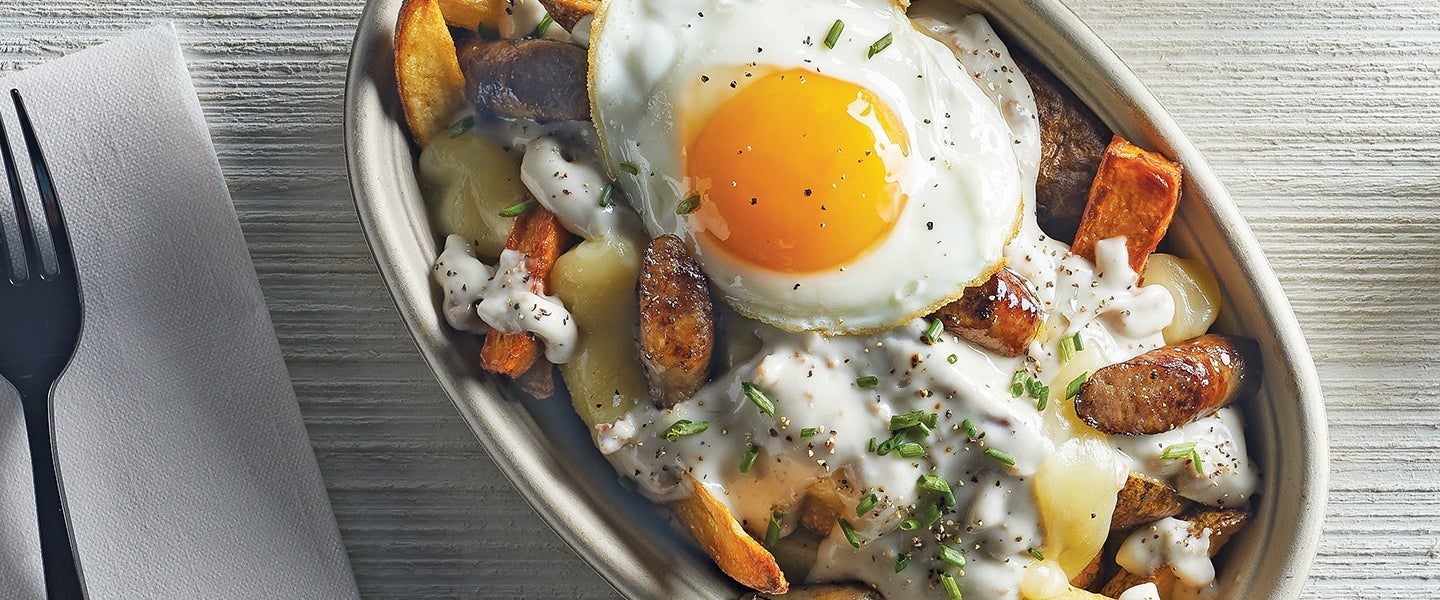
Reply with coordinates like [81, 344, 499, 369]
[3, 0, 1439, 597]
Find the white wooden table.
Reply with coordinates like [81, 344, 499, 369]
[3, 0, 1438, 597]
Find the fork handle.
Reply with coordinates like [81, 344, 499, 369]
[18, 382, 86, 600]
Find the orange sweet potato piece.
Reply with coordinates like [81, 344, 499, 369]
[479, 205, 576, 377]
[1070, 136, 1183, 274]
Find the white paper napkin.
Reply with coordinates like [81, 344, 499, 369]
[0, 25, 358, 599]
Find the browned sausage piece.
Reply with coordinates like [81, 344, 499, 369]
[1075, 334, 1261, 435]
[1110, 473, 1192, 532]
[931, 268, 1042, 357]
[459, 38, 589, 123]
[638, 235, 715, 407]
[1012, 49, 1113, 244]
[741, 582, 883, 600]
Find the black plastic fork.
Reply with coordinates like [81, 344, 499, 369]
[0, 89, 86, 599]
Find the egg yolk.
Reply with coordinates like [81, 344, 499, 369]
[685, 69, 908, 273]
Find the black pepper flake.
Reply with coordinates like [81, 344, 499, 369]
[926, 221, 934, 230]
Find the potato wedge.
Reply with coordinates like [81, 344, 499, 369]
[538, 0, 599, 31]
[931, 267, 1043, 357]
[1110, 473, 1190, 532]
[435, 0, 506, 30]
[459, 37, 590, 123]
[670, 475, 788, 595]
[1075, 334, 1261, 435]
[741, 582, 881, 600]
[479, 206, 576, 377]
[395, 0, 467, 148]
[638, 234, 715, 407]
[1070, 137, 1182, 275]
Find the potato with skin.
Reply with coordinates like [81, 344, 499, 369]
[931, 267, 1043, 357]
[1109, 473, 1191, 532]
[1070, 137, 1183, 275]
[459, 37, 590, 123]
[1074, 334, 1261, 435]
[638, 234, 715, 408]
[417, 134, 529, 260]
[537, 0, 599, 30]
[671, 475, 788, 595]
[395, 0, 467, 148]
[434, 0, 508, 30]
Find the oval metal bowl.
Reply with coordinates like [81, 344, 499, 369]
[344, 0, 1328, 597]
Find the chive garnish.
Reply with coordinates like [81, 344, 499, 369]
[675, 194, 701, 215]
[1009, 370, 1026, 397]
[618, 161, 639, 175]
[661, 419, 708, 442]
[985, 447, 1016, 467]
[867, 437, 878, 453]
[531, 13, 554, 38]
[867, 32, 893, 58]
[498, 198, 538, 217]
[896, 443, 926, 458]
[598, 182, 613, 208]
[765, 510, 783, 547]
[889, 410, 927, 431]
[447, 114, 474, 138]
[856, 493, 878, 516]
[1161, 441, 1205, 475]
[1072, 332, 1085, 351]
[740, 381, 775, 416]
[961, 418, 978, 440]
[938, 543, 966, 569]
[898, 518, 919, 531]
[800, 427, 819, 438]
[919, 502, 943, 527]
[893, 552, 909, 573]
[823, 20, 844, 49]
[739, 442, 761, 473]
[940, 573, 962, 600]
[875, 431, 906, 455]
[947, 354, 958, 364]
[1065, 371, 1090, 399]
[917, 474, 950, 495]
[923, 318, 944, 344]
[838, 518, 861, 548]
[1028, 547, 1045, 561]
[856, 375, 879, 388]
[1059, 333, 1077, 363]
[1036, 392, 1049, 412]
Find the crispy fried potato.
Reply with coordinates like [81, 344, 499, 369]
[479, 206, 577, 377]
[538, 0, 599, 31]
[638, 235, 715, 407]
[741, 582, 882, 600]
[395, 0, 467, 148]
[1011, 50, 1112, 244]
[670, 475, 788, 595]
[1099, 509, 1250, 598]
[459, 37, 590, 123]
[1110, 473, 1190, 532]
[435, 0, 506, 30]
[767, 526, 824, 583]
[931, 267, 1042, 357]
[1070, 551, 1106, 592]
[1075, 334, 1262, 435]
[1070, 137, 1182, 275]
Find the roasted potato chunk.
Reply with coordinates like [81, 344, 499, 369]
[1109, 473, 1190, 532]
[1075, 334, 1261, 435]
[1070, 137, 1183, 275]
[638, 235, 715, 407]
[931, 267, 1042, 357]
[395, 0, 468, 148]
[670, 475, 788, 595]
[550, 236, 647, 428]
[538, 0, 598, 31]
[459, 37, 589, 123]
[435, 0, 508, 30]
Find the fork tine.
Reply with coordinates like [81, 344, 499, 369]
[11, 90, 72, 281]
[0, 98, 42, 282]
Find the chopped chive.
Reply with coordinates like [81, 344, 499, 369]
[838, 518, 861, 548]
[1026, 376, 1046, 399]
[894, 552, 909, 573]
[940, 573, 962, 600]
[739, 442, 761, 473]
[923, 318, 944, 344]
[867, 32, 893, 58]
[823, 19, 844, 49]
[447, 114, 475, 138]
[617, 476, 637, 492]
[898, 518, 919, 531]
[661, 419, 708, 442]
[1059, 334, 1076, 363]
[919, 502, 943, 527]
[1072, 332, 1085, 351]
[598, 182, 613, 208]
[618, 162, 639, 175]
[961, 418, 978, 440]
[938, 543, 966, 569]
[855, 375, 879, 388]
[856, 493, 878, 516]
[1162, 442, 1204, 475]
[889, 410, 927, 431]
[498, 198, 538, 217]
[896, 443, 926, 458]
[800, 427, 819, 438]
[1036, 392, 1049, 411]
[531, 13, 554, 38]
[875, 431, 906, 455]
[985, 447, 1016, 467]
[765, 510, 783, 547]
[947, 354, 958, 364]
[917, 474, 950, 495]
[1066, 371, 1090, 399]
[924, 412, 939, 429]
[1009, 370, 1026, 397]
[867, 437, 878, 453]
[675, 194, 701, 215]
[907, 421, 932, 440]
[1028, 547, 1045, 561]
[741, 381, 775, 417]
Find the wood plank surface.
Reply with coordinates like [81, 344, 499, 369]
[3, 0, 1439, 597]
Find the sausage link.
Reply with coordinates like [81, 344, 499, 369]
[1075, 334, 1261, 435]
[931, 268, 1042, 357]
[638, 235, 715, 407]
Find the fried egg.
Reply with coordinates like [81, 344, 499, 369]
[589, 0, 1023, 333]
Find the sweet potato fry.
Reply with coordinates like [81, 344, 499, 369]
[538, 0, 599, 30]
[638, 235, 715, 407]
[931, 267, 1043, 357]
[395, 0, 467, 148]
[1070, 137, 1183, 274]
[1110, 473, 1191, 532]
[1075, 334, 1261, 435]
[479, 205, 577, 377]
[670, 475, 788, 595]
